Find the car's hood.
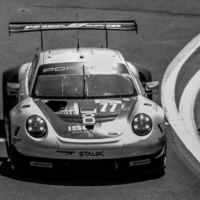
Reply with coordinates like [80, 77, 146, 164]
[35, 98, 138, 140]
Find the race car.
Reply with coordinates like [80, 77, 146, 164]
[3, 20, 166, 175]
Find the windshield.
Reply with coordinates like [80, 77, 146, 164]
[32, 63, 137, 98]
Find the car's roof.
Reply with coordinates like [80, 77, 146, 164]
[40, 48, 127, 65]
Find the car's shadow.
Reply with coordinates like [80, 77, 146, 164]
[0, 119, 6, 138]
[0, 159, 165, 186]
[0, 119, 165, 186]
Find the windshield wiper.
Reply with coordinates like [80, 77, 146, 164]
[83, 65, 88, 98]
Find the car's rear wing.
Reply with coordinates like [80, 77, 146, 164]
[9, 20, 137, 50]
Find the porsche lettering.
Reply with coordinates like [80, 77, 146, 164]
[43, 67, 70, 73]
[42, 65, 120, 73]
[43, 66, 79, 73]
[95, 99, 121, 104]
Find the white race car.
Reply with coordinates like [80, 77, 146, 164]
[3, 21, 166, 175]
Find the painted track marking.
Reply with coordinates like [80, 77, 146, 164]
[161, 34, 200, 162]
[179, 69, 200, 144]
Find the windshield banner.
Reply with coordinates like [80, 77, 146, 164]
[37, 63, 129, 75]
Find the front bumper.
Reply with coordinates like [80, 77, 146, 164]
[10, 144, 166, 176]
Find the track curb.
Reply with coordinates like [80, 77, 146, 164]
[161, 33, 200, 163]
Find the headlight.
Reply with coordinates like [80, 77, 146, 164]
[26, 115, 47, 138]
[132, 113, 152, 136]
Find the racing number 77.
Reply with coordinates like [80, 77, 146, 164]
[100, 103, 119, 112]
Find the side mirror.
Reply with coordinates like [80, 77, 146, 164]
[7, 82, 20, 96]
[145, 81, 159, 94]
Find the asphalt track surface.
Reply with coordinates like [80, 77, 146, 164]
[0, 1, 200, 200]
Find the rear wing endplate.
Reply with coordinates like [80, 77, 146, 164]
[9, 20, 137, 50]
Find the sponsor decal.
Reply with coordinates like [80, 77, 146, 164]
[68, 125, 87, 132]
[60, 110, 76, 115]
[108, 132, 118, 136]
[57, 150, 75, 156]
[24, 23, 122, 31]
[63, 129, 93, 138]
[129, 159, 150, 166]
[65, 150, 75, 155]
[80, 108, 96, 114]
[30, 161, 53, 168]
[144, 103, 152, 106]
[79, 151, 104, 158]
[66, 126, 93, 138]
[67, 125, 93, 137]
[56, 102, 79, 115]
[95, 100, 121, 104]
[22, 105, 31, 108]
[122, 98, 130, 101]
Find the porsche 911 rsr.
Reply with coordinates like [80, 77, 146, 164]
[3, 21, 166, 175]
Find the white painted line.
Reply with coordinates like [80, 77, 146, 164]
[161, 33, 200, 162]
[179, 70, 200, 145]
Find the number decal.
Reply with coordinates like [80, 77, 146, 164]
[82, 114, 95, 125]
[110, 103, 118, 112]
[100, 103, 118, 112]
[100, 103, 108, 112]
